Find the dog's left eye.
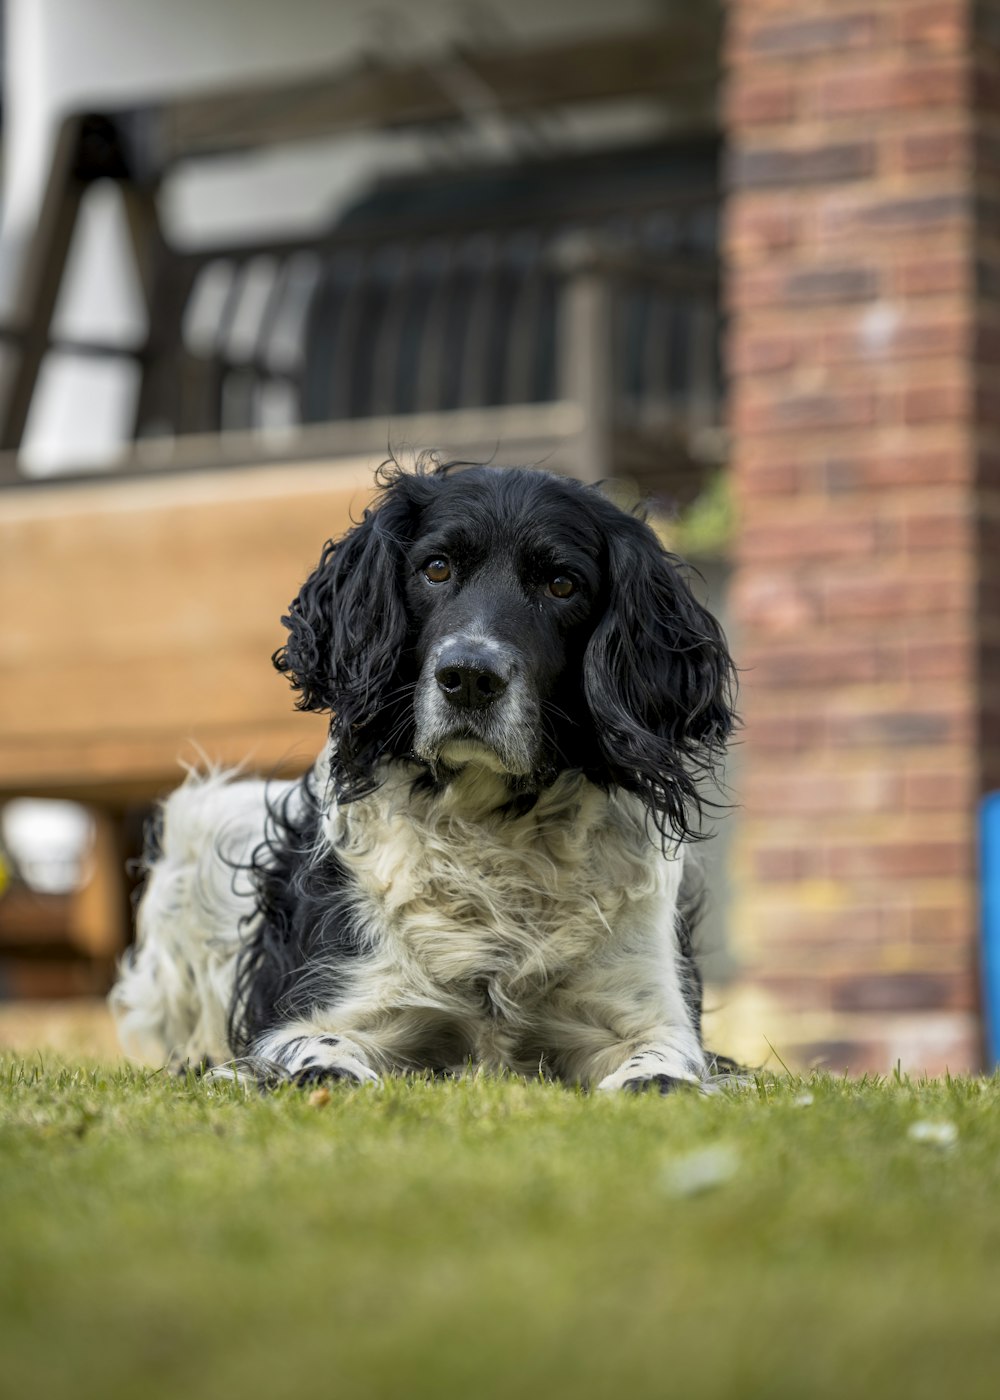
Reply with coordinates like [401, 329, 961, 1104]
[548, 576, 575, 598]
[423, 558, 451, 583]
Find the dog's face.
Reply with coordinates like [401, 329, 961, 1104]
[276, 463, 736, 843]
[404, 473, 606, 783]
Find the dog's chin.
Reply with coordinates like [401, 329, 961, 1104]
[414, 728, 539, 783]
[435, 738, 513, 776]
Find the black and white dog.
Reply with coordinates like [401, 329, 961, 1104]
[111, 461, 737, 1092]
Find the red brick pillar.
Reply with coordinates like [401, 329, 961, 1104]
[974, 12, 1000, 916]
[724, 0, 984, 1071]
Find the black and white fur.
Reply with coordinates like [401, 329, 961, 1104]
[111, 461, 737, 1093]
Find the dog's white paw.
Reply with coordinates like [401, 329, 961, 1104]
[210, 1033, 380, 1089]
[597, 1049, 701, 1095]
[276, 1033, 380, 1086]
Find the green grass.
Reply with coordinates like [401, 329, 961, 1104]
[3, 1060, 1000, 1400]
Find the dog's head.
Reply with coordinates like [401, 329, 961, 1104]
[276, 462, 736, 842]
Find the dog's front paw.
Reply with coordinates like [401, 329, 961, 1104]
[621, 1073, 693, 1095]
[597, 1049, 701, 1095]
[290, 1058, 379, 1088]
[260, 1032, 380, 1088]
[207, 1033, 381, 1090]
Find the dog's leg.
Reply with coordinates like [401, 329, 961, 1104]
[547, 961, 707, 1094]
[593, 1039, 704, 1095]
[546, 1011, 707, 1094]
[551, 1024, 704, 1095]
[210, 1022, 381, 1088]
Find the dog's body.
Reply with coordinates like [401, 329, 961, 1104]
[111, 463, 736, 1092]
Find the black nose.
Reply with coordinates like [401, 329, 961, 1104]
[435, 648, 509, 710]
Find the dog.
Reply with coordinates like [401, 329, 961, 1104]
[110, 460, 737, 1092]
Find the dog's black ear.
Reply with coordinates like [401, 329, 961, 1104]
[583, 511, 737, 845]
[274, 475, 415, 791]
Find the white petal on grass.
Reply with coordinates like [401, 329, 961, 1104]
[793, 1092, 814, 1108]
[907, 1120, 958, 1147]
[662, 1145, 740, 1197]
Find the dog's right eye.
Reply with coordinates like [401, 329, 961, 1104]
[422, 558, 451, 583]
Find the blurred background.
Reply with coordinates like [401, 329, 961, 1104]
[0, 0, 990, 1075]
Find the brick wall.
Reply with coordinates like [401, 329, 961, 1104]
[976, 6, 1000, 802]
[723, 0, 987, 1072]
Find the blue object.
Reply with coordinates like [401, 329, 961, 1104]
[979, 793, 1000, 1069]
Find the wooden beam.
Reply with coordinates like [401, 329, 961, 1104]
[0, 118, 87, 452]
[157, 19, 719, 164]
[0, 401, 585, 486]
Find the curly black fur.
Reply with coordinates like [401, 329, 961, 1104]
[228, 776, 364, 1056]
[580, 501, 735, 847]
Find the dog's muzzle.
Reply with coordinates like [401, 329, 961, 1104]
[415, 635, 538, 777]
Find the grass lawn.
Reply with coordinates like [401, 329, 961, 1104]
[2, 1059, 999, 1400]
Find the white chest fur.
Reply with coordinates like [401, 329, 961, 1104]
[322, 763, 684, 1014]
